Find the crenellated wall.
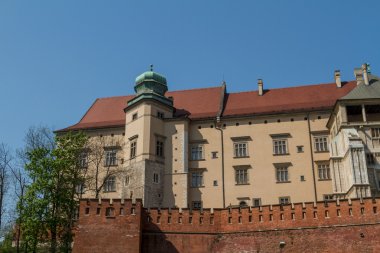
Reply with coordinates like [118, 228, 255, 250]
[73, 198, 380, 253]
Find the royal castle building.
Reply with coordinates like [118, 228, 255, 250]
[58, 63, 380, 209]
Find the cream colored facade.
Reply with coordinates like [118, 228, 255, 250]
[70, 64, 380, 208]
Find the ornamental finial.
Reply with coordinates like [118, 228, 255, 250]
[150, 64, 154, 71]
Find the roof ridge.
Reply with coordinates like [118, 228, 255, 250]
[228, 80, 356, 95]
[168, 85, 222, 93]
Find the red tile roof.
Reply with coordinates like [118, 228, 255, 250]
[59, 86, 223, 131]
[58, 81, 357, 132]
[223, 81, 357, 117]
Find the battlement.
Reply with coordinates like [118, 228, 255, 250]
[142, 198, 380, 233]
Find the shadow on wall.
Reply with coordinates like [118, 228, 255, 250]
[141, 221, 179, 253]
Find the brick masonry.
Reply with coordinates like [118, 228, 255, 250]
[73, 198, 380, 253]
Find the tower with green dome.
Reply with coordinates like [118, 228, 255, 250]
[127, 65, 173, 107]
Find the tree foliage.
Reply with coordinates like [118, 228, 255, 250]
[20, 132, 87, 253]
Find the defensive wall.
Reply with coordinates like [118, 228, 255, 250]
[73, 197, 380, 253]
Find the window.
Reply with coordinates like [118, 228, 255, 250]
[366, 153, 375, 165]
[372, 128, 380, 138]
[253, 198, 261, 207]
[191, 145, 204, 160]
[104, 176, 116, 192]
[75, 183, 86, 194]
[213, 180, 218, 186]
[132, 113, 138, 121]
[79, 152, 88, 168]
[323, 195, 334, 201]
[234, 142, 248, 157]
[279, 197, 290, 205]
[153, 173, 160, 184]
[192, 201, 202, 209]
[235, 168, 248, 185]
[297, 146, 304, 153]
[157, 111, 164, 119]
[156, 140, 164, 157]
[130, 140, 137, 159]
[273, 139, 288, 155]
[105, 150, 117, 166]
[318, 163, 331, 180]
[191, 171, 203, 187]
[314, 136, 329, 152]
[105, 207, 115, 217]
[211, 151, 218, 159]
[276, 166, 289, 182]
[239, 201, 248, 207]
[124, 176, 130, 186]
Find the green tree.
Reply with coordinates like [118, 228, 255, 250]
[21, 132, 87, 253]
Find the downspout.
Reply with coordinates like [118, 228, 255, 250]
[215, 81, 227, 208]
[307, 113, 318, 202]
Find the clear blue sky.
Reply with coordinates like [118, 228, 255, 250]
[1, 0, 379, 150]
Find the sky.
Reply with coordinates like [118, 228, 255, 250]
[0, 0, 379, 151]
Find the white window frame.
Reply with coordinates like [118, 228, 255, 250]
[276, 166, 289, 182]
[105, 150, 117, 166]
[191, 145, 204, 160]
[130, 140, 137, 159]
[191, 171, 203, 187]
[235, 168, 249, 185]
[252, 198, 261, 207]
[314, 136, 329, 152]
[104, 176, 116, 192]
[273, 139, 288, 155]
[318, 163, 331, 180]
[279, 196, 290, 205]
[234, 142, 248, 157]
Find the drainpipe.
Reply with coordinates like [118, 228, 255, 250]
[307, 113, 318, 202]
[215, 117, 226, 208]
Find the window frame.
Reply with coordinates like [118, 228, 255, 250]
[130, 140, 137, 159]
[279, 196, 290, 205]
[190, 170, 204, 188]
[156, 140, 164, 157]
[314, 136, 329, 152]
[192, 201, 202, 209]
[191, 144, 204, 161]
[105, 150, 117, 167]
[252, 198, 261, 207]
[276, 165, 289, 183]
[317, 163, 331, 180]
[273, 139, 288, 155]
[235, 167, 249, 185]
[79, 152, 88, 168]
[153, 172, 160, 184]
[104, 176, 116, 192]
[233, 142, 248, 158]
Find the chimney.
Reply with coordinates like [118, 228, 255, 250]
[334, 70, 342, 88]
[258, 79, 263, 96]
[354, 67, 364, 86]
[362, 63, 369, 85]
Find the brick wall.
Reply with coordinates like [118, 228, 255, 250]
[73, 198, 380, 253]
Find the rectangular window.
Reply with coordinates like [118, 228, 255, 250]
[235, 168, 248, 185]
[75, 183, 86, 194]
[276, 166, 289, 182]
[253, 198, 261, 207]
[124, 176, 130, 186]
[314, 136, 329, 152]
[297, 146, 304, 153]
[105, 150, 117, 166]
[211, 151, 218, 159]
[132, 113, 138, 121]
[192, 201, 202, 209]
[130, 141, 137, 159]
[371, 128, 380, 138]
[156, 140, 164, 157]
[279, 197, 290, 205]
[366, 153, 375, 165]
[273, 139, 288, 155]
[191, 145, 204, 160]
[153, 173, 160, 184]
[79, 152, 88, 168]
[323, 194, 334, 201]
[104, 176, 116, 192]
[191, 171, 203, 187]
[157, 111, 164, 119]
[234, 142, 248, 157]
[318, 164, 331, 180]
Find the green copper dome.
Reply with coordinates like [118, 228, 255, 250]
[127, 65, 173, 108]
[133, 65, 168, 96]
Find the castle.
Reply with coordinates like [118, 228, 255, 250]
[58, 63, 380, 209]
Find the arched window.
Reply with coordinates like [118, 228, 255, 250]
[239, 201, 248, 207]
